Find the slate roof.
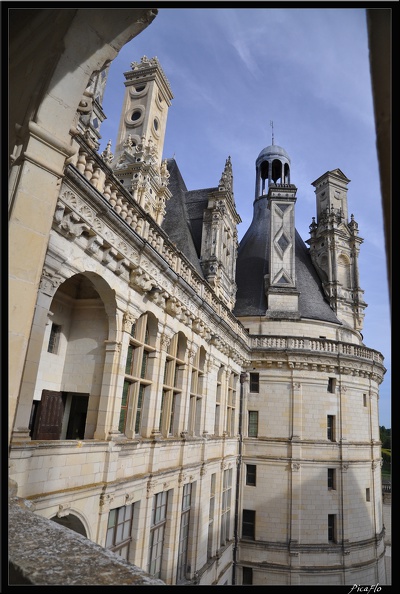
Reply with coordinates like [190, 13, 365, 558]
[233, 194, 341, 323]
[164, 158, 340, 325]
[162, 159, 205, 277]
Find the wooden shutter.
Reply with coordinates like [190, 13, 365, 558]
[32, 390, 65, 440]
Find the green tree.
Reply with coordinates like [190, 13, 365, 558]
[380, 426, 391, 450]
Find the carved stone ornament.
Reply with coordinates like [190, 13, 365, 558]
[147, 477, 156, 498]
[57, 504, 71, 518]
[123, 311, 137, 333]
[40, 267, 63, 296]
[160, 333, 171, 352]
[99, 492, 114, 510]
[125, 493, 135, 505]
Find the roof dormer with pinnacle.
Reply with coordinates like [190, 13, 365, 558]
[307, 169, 367, 331]
[200, 156, 242, 311]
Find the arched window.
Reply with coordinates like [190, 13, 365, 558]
[159, 332, 187, 436]
[119, 312, 157, 437]
[188, 346, 206, 436]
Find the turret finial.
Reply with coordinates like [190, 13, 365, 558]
[270, 120, 274, 145]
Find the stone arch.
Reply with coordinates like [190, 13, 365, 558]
[30, 271, 118, 440]
[50, 513, 88, 538]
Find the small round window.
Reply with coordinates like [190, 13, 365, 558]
[153, 119, 159, 131]
[131, 111, 141, 122]
[135, 85, 146, 92]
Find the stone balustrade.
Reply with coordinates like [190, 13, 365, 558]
[250, 335, 384, 364]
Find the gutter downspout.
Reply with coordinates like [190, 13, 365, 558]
[232, 371, 246, 585]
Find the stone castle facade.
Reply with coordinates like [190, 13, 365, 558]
[8, 11, 388, 586]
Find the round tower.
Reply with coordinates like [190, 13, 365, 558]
[235, 143, 386, 586]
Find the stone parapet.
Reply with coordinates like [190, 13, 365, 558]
[8, 497, 165, 586]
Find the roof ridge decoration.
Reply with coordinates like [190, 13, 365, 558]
[218, 156, 233, 194]
[130, 56, 173, 98]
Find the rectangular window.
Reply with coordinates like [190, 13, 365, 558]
[148, 491, 168, 579]
[248, 411, 258, 437]
[176, 483, 192, 583]
[207, 474, 216, 559]
[48, 323, 61, 354]
[328, 377, 336, 393]
[328, 514, 336, 542]
[242, 566, 253, 585]
[327, 468, 336, 490]
[135, 384, 145, 434]
[106, 504, 134, 559]
[327, 415, 335, 441]
[366, 488, 371, 502]
[226, 373, 237, 436]
[249, 372, 259, 393]
[246, 464, 256, 486]
[119, 380, 131, 433]
[220, 468, 232, 546]
[363, 393, 367, 407]
[242, 509, 255, 540]
[188, 348, 205, 436]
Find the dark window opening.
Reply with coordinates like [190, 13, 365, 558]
[327, 415, 335, 441]
[328, 377, 336, 393]
[242, 567, 253, 585]
[328, 514, 336, 542]
[249, 373, 259, 393]
[328, 468, 336, 490]
[242, 509, 255, 540]
[48, 323, 61, 354]
[246, 464, 256, 486]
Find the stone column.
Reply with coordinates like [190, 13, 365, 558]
[11, 268, 63, 443]
[95, 310, 137, 440]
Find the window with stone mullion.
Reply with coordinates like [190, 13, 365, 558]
[226, 372, 237, 436]
[120, 313, 154, 437]
[188, 347, 205, 436]
[160, 334, 184, 436]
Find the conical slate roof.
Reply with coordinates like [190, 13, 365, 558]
[233, 193, 341, 323]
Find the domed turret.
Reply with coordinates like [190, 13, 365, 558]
[255, 143, 291, 198]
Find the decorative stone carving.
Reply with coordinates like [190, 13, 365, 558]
[130, 267, 157, 293]
[101, 139, 114, 165]
[160, 333, 171, 352]
[123, 311, 137, 333]
[99, 492, 114, 510]
[39, 267, 63, 296]
[146, 477, 156, 498]
[57, 209, 90, 239]
[57, 504, 71, 518]
[125, 493, 135, 505]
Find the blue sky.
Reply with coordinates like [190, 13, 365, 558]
[98, 7, 391, 428]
